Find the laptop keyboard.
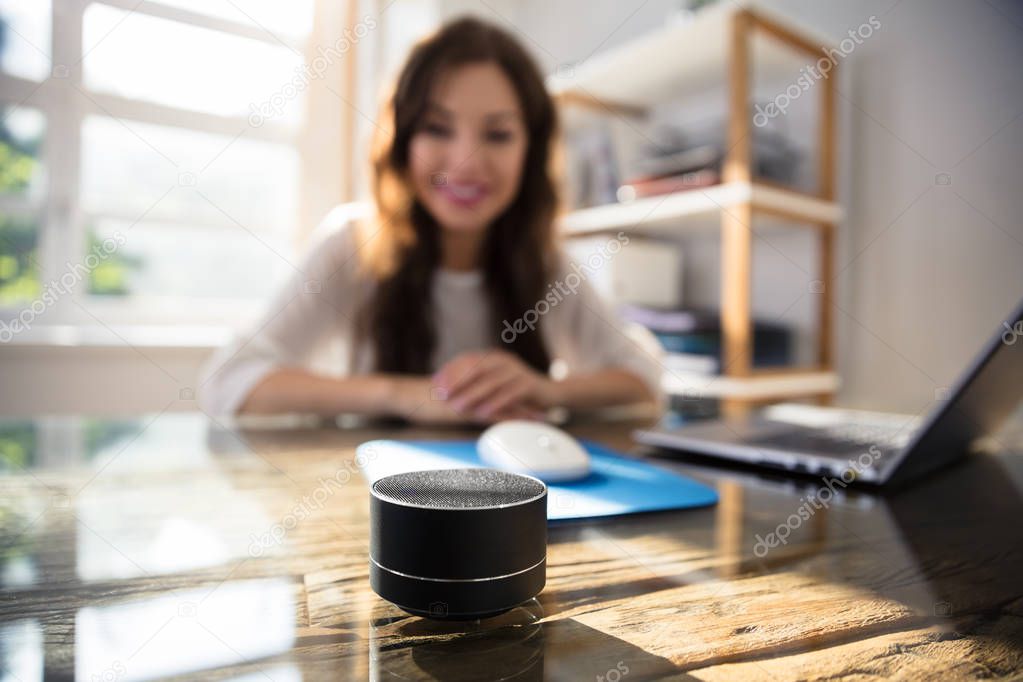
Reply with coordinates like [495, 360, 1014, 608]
[745, 423, 912, 460]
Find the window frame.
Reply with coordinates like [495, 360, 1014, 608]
[0, 0, 347, 331]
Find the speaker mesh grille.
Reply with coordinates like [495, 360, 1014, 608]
[373, 468, 545, 509]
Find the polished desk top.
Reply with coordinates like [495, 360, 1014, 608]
[1, 412, 1022, 681]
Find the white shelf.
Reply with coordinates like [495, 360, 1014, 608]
[547, 0, 838, 109]
[663, 369, 840, 400]
[559, 181, 842, 235]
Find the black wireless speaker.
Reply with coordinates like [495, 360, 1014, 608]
[369, 468, 547, 620]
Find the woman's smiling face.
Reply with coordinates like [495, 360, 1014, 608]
[408, 61, 528, 234]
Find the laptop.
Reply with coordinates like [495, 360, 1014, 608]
[635, 297, 1023, 487]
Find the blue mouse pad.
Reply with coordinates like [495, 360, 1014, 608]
[356, 439, 718, 522]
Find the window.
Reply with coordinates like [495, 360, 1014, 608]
[0, 0, 345, 332]
[0, 104, 44, 302]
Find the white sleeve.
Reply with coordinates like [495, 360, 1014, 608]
[544, 261, 666, 406]
[197, 217, 363, 416]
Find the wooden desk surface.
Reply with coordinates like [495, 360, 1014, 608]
[1, 413, 1022, 681]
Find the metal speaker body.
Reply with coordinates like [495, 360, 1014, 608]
[369, 468, 547, 620]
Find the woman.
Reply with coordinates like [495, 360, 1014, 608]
[199, 16, 663, 424]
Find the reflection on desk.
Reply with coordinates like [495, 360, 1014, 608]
[1, 413, 1022, 680]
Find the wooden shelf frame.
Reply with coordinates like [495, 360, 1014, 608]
[553, 5, 840, 407]
[721, 9, 838, 386]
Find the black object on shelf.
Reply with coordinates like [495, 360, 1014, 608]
[621, 304, 794, 369]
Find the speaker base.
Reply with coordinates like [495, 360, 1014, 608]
[370, 558, 546, 621]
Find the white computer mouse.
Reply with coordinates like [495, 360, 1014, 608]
[477, 420, 591, 483]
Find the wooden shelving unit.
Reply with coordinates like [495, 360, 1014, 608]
[550, 1, 842, 412]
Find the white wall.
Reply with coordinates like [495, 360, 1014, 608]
[760, 0, 1022, 412]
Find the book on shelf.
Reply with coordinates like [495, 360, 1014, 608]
[617, 169, 719, 202]
[654, 328, 791, 367]
[629, 143, 720, 180]
[663, 351, 719, 376]
[618, 304, 720, 334]
[620, 304, 794, 371]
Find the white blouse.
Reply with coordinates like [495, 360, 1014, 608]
[198, 207, 665, 415]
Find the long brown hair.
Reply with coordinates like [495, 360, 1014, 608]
[357, 16, 560, 375]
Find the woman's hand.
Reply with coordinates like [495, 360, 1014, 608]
[389, 375, 542, 425]
[430, 350, 558, 421]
